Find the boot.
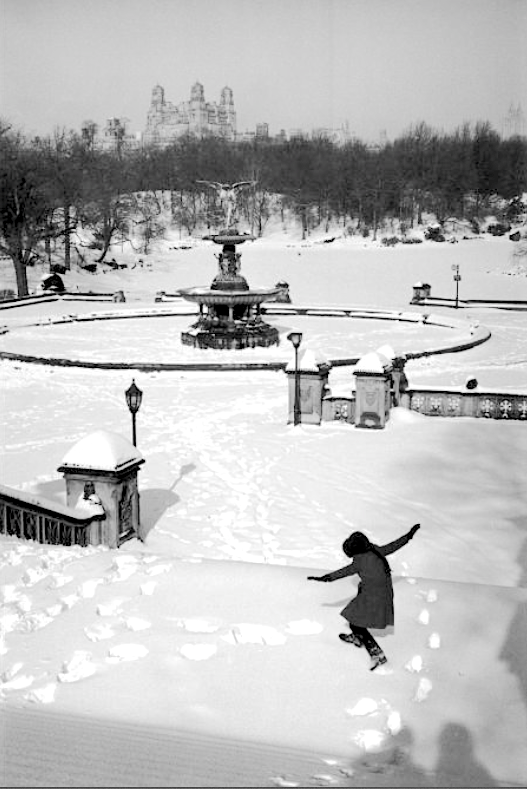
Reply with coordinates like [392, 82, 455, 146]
[369, 647, 388, 671]
[339, 632, 363, 648]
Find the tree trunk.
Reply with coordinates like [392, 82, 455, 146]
[14, 254, 29, 297]
[64, 203, 71, 270]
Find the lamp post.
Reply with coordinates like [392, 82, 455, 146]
[125, 379, 143, 447]
[451, 264, 461, 309]
[287, 331, 303, 426]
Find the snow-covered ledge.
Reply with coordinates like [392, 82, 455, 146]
[0, 482, 105, 546]
[57, 430, 145, 548]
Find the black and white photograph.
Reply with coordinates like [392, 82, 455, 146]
[1, 0, 526, 786]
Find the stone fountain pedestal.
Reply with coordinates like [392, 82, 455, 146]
[179, 230, 280, 350]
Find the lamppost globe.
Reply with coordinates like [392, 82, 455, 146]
[287, 331, 303, 349]
[125, 379, 143, 446]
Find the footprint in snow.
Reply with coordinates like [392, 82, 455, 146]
[21, 612, 54, 632]
[16, 595, 32, 613]
[145, 563, 172, 576]
[1, 585, 20, 603]
[123, 617, 151, 632]
[2, 662, 23, 682]
[386, 710, 402, 735]
[417, 609, 430, 625]
[413, 677, 433, 702]
[77, 579, 103, 599]
[1, 673, 35, 691]
[222, 623, 286, 646]
[353, 729, 386, 751]
[270, 777, 299, 787]
[428, 633, 441, 649]
[404, 655, 423, 673]
[84, 623, 115, 642]
[22, 567, 48, 586]
[58, 651, 97, 683]
[176, 618, 220, 633]
[140, 581, 157, 596]
[106, 644, 149, 663]
[96, 598, 126, 617]
[48, 574, 73, 589]
[24, 683, 57, 704]
[418, 589, 438, 603]
[60, 594, 80, 610]
[347, 697, 379, 717]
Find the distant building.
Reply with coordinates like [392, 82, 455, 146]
[81, 118, 141, 152]
[143, 82, 237, 146]
[311, 123, 351, 146]
[255, 122, 269, 140]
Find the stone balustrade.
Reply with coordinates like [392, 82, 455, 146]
[0, 483, 105, 547]
[401, 386, 527, 420]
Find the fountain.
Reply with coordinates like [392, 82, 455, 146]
[179, 182, 281, 350]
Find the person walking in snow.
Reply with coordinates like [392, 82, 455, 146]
[308, 524, 420, 671]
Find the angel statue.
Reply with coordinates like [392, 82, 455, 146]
[197, 180, 256, 228]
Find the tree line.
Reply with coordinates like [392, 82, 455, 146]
[1, 118, 526, 295]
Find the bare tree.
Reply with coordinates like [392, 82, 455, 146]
[0, 127, 50, 296]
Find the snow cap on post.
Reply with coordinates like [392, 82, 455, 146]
[354, 351, 393, 376]
[58, 430, 144, 474]
[285, 346, 331, 373]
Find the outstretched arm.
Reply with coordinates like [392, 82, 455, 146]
[378, 524, 420, 556]
[308, 563, 357, 582]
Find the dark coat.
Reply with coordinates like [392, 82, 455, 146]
[322, 532, 413, 629]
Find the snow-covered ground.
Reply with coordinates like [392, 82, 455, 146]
[1, 229, 527, 787]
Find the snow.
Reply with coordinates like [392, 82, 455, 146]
[1, 230, 527, 787]
[60, 429, 143, 471]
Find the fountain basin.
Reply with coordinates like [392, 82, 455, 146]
[178, 287, 281, 306]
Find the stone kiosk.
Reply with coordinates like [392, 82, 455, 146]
[285, 348, 331, 425]
[58, 430, 145, 548]
[353, 351, 393, 429]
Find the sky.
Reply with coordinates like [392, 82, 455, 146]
[1, 0, 526, 143]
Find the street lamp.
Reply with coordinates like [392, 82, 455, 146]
[451, 264, 461, 309]
[125, 379, 143, 447]
[287, 331, 303, 426]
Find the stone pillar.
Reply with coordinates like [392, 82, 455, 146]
[353, 352, 393, 429]
[285, 348, 331, 425]
[274, 281, 291, 303]
[57, 430, 145, 548]
[411, 282, 431, 303]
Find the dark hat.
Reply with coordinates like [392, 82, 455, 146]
[342, 531, 371, 558]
